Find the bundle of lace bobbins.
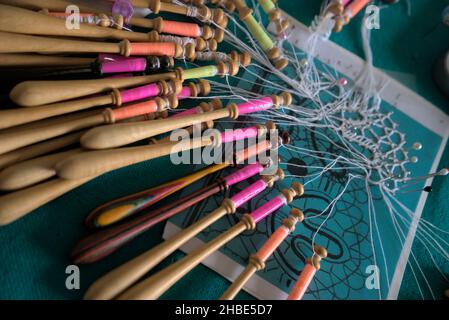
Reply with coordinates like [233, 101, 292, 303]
[0, 0, 244, 224]
[0, 0, 327, 301]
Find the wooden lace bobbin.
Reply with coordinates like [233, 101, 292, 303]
[2, 0, 214, 23]
[170, 97, 219, 118]
[0, 135, 270, 226]
[4, 127, 259, 229]
[83, 161, 229, 228]
[78, 90, 289, 151]
[113, 79, 182, 107]
[182, 60, 239, 80]
[9, 61, 232, 107]
[150, 31, 218, 53]
[233, 0, 288, 70]
[0, 176, 97, 226]
[128, 16, 221, 42]
[78, 89, 282, 151]
[0, 111, 175, 225]
[176, 79, 212, 100]
[0, 131, 84, 170]
[74, 161, 268, 264]
[116, 182, 304, 300]
[150, 120, 214, 145]
[0, 4, 155, 42]
[39, 9, 124, 29]
[0, 31, 182, 60]
[0, 111, 161, 183]
[83, 167, 283, 300]
[0, 149, 83, 191]
[192, 50, 251, 67]
[0, 0, 115, 13]
[98, 55, 175, 76]
[147, 31, 197, 61]
[344, 0, 370, 20]
[9, 67, 180, 107]
[132, 0, 226, 25]
[0, 53, 95, 67]
[0, 96, 178, 155]
[147, 30, 215, 58]
[119, 110, 169, 124]
[0, 108, 102, 134]
[0, 79, 181, 130]
[152, 98, 219, 144]
[287, 245, 328, 300]
[220, 207, 303, 300]
[56, 119, 272, 180]
[0, 55, 175, 83]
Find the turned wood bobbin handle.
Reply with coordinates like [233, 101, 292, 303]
[0, 149, 83, 191]
[0, 112, 107, 155]
[0, 95, 113, 130]
[0, 177, 93, 226]
[56, 137, 212, 179]
[0, 4, 151, 42]
[10, 71, 178, 107]
[0, 131, 83, 170]
[0, 53, 94, 67]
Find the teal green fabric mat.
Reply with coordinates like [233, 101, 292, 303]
[0, 0, 448, 300]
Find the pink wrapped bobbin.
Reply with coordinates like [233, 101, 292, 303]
[220, 126, 259, 144]
[101, 58, 147, 74]
[250, 195, 286, 223]
[230, 179, 268, 208]
[223, 163, 264, 187]
[177, 86, 194, 99]
[119, 83, 161, 104]
[287, 263, 317, 300]
[237, 97, 275, 115]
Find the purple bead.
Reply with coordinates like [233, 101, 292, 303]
[112, 0, 134, 23]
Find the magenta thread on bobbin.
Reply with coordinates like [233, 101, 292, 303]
[237, 97, 274, 115]
[220, 127, 259, 144]
[250, 195, 286, 223]
[223, 163, 264, 186]
[177, 87, 193, 99]
[101, 58, 147, 74]
[230, 179, 268, 208]
[119, 83, 161, 104]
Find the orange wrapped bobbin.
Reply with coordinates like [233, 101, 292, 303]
[287, 245, 328, 300]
